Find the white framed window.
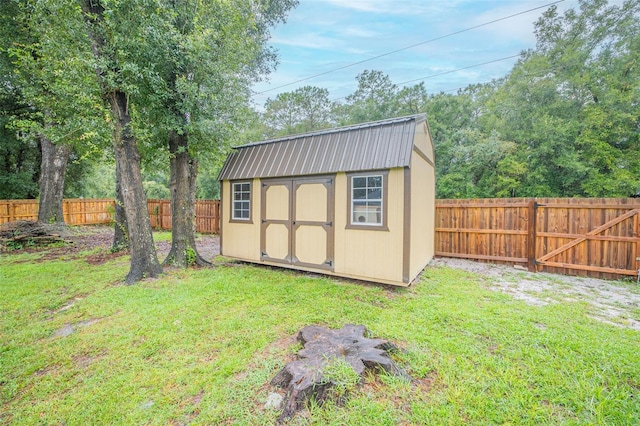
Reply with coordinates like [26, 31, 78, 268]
[350, 174, 384, 226]
[232, 181, 251, 221]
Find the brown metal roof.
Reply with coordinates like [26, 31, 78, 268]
[219, 114, 425, 180]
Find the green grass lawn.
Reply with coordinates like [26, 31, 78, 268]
[1, 243, 639, 425]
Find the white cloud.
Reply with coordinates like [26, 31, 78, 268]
[321, 0, 462, 16]
[339, 26, 380, 38]
[271, 34, 340, 50]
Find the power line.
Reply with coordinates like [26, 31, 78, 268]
[256, 0, 564, 95]
[398, 53, 522, 86]
[329, 53, 522, 102]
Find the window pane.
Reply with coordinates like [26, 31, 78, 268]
[368, 176, 382, 187]
[367, 201, 381, 209]
[352, 201, 381, 224]
[353, 177, 366, 188]
[232, 182, 251, 220]
[350, 174, 383, 225]
[367, 188, 381, 200]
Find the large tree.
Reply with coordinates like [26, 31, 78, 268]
[137, 0, 297, 268]
[342, 70, 399, 124]
[79, 0, 162, 283]
[263, 85, 334, 137]
[1, 0, 107, 222]
[488, 0, 640, 197]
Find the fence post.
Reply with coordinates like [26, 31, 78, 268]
[527, 200, 537, 272]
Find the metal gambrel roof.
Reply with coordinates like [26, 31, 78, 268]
[218, 114, 425, 180]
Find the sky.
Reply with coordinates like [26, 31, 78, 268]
[250, 0, 584, 108]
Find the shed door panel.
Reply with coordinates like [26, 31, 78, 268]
[292, 178, 334, 270]
[261, 176, 334, 271]
[261, 180, 292, 264]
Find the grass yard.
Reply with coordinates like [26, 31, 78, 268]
[1, 233, 639, 425]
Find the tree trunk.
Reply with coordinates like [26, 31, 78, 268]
[112, 157, 128, 251]
[37, 137, 71, 224]
[163, 131, 210, 267]
[80, 0, 161, 283]
[110, 91, 162, 283]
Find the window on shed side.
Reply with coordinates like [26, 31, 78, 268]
[232, 181, 251, 220]
[351, 175, 383, 225]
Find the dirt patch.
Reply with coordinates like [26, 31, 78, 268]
[52, 317, 104, 338]
[72, 353, 105, 369]
[430, 257, 640, 330]
[85, 250, 127, 265]
[1, 225, 221, 265]
[413, 370, 437, 393]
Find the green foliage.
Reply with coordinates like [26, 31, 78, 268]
[196, 167, 221, 199]
[263, 85, 336, 137]
[343, 70, 399, 124]
[185, 247, 196, 266]
[323, 358, 362, 399]
[0, 119, 40, 199]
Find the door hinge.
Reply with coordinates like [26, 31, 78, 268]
[324, 260, 333, 267]
[261, 219, 266, 224]
[326, 221, 333, 227]
[261, 251, 267, 257]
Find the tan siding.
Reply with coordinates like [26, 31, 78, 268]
[221, 179, 261, 261]
[334, 169, 405, 285]
[413, 121, 435, 163]
[409, 150, 436, 280]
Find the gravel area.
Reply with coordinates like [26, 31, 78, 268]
[430, 257, 640, 330]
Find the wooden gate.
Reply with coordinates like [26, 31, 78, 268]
[534, 202, 640, 278]
[435, 198, 640, 279]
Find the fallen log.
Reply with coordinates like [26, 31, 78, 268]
[0, 220, 71, 249]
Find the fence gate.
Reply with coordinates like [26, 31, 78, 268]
[534, 203, 640, 278]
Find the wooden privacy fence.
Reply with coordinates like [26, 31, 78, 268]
[147, 199, 220, 234]
[0, 199, 221, 233]
[436, 198, 640, 280]
[0, 199, 115, 225]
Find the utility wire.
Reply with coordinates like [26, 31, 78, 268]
[255, 0, 564, 95]
[397, 53, 521, 86]
[329, 53, 522, 102]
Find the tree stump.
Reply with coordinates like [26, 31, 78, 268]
[271, 324, 409, 421]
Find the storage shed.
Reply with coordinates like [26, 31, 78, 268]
[218, 114, 435, 286]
